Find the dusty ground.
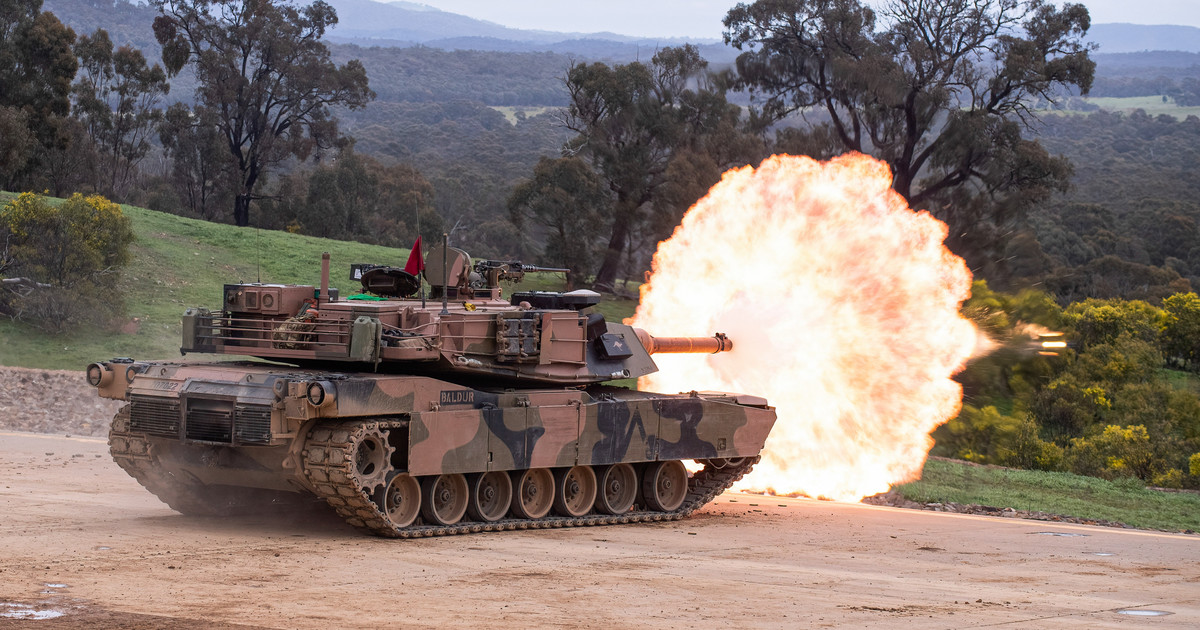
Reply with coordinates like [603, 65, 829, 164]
[1, 432, 1198, 628]
[1, 368, 1198, 628]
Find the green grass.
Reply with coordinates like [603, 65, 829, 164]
[896, 458, 1200, 532]
[0, 195, 639, 369]
[1049, 95, 1200, 120]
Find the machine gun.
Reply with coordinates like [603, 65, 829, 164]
[473, 260, 569, 288]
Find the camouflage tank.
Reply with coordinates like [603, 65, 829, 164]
[88, 243, 777, 537]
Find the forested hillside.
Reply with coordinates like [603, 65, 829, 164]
[1019, 111, 1200, 301]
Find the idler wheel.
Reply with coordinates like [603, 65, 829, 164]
[351, 425, 394, 493]
[467, 471, 513, 522]
[641, 460, 688, 512]
[552, 466, 597, 517]
[594, 463, 638, 515]
[381, 472, 421, 528]
[420, 473, 469, 525]
[510, 468, 554, 519]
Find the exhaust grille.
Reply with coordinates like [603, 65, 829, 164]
[129, 396, 274, 446]
[185, 399, 234, 443]
[235, 405, 272, 445]
[129, 396, 180, 437]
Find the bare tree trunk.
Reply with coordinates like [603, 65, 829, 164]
[592, 214, 630, 292]
[234, 193, 251, 227]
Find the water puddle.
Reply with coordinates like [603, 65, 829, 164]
[1089, 552, 1115, 556]
[1031, 531, 1088, 537]
[0, 603, 65, 620]
[1117, 609, 1173, 617]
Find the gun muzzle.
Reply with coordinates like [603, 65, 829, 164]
[633, 329, 733, 354]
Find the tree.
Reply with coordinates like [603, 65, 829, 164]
[152, 0, 373, 226]
[0, 106, 35, 186]
[262, 148, 441, 246]
[158, 102, 233, 220]
[0, 192, 134, 331]
[562, 45, 760, 290]
[0, 0, 77, 188]
[507, 156, 609, 282]
[724, 0, 1095, 278]
[73, 28, 170, 199]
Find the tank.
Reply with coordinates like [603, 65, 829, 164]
[87, 243, 777, 537]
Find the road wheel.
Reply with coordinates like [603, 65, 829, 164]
[552, 466, 597, 517]
[420, 473, 468, 525]
[381, 473, 421, 528]
[510, 468, 554, 519]
[594, 463, 638, 515]
[642, 460, 688, 512]
[467, 471, 512, 522]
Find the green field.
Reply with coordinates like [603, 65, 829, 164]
[1060, 95, 1200, 120]
[895, 458, 1200, 532]
[0, 195, 612, 369]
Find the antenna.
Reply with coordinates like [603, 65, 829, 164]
[440, 232, 449, 315]
[417, 207, 425, 309]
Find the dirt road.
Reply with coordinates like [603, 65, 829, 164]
[0, 431, 1196, 629]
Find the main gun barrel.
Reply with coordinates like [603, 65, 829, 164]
[633, 329, 733, 354]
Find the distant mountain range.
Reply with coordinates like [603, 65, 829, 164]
[332, 0, 705, 45]
[39, 0, 1200, 64]
[325, 0, 722, 61]
[322, 0, 1200, 57]
[1087, 24, 1200, 54]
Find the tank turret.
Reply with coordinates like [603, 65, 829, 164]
[89, 241, 776, 538]
[179, 246, 731, 385]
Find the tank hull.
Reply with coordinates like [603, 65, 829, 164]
[100, 360, 776, 536]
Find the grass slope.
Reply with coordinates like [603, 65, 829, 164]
[1054, 95, 1200, 120]
[0, 197, 618, 369]
[897, 458, 1200, 532]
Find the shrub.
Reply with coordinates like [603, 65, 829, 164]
[1062, 298, 1162, 351]
[0, 192, 134, 332]
[1068, 424, 1156, 480]
[936, 405, 1025, 465]
[1160, 292, 1200, 370]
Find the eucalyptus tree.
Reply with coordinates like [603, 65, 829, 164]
[152, 0, 373, 226]
[724, 0, 1095, 276]
[0, 0, 77, 187]
[562, 45, 759, 290]
[73, 28, 170, 199]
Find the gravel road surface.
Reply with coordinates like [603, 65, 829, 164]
[1, 366, 1197, 628]
[1, 431, 1197, 628]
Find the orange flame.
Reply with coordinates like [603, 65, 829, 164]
[632, 153, 978, 501]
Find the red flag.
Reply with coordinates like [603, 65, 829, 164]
[403, 236, 424, 276]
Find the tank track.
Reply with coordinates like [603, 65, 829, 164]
[303, 419, 758, 538]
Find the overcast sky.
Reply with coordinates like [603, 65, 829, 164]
[409, 0, 1200, 39]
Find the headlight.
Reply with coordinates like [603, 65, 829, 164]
[85, 363, 113, 388]
[306, 381, 335, 406]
